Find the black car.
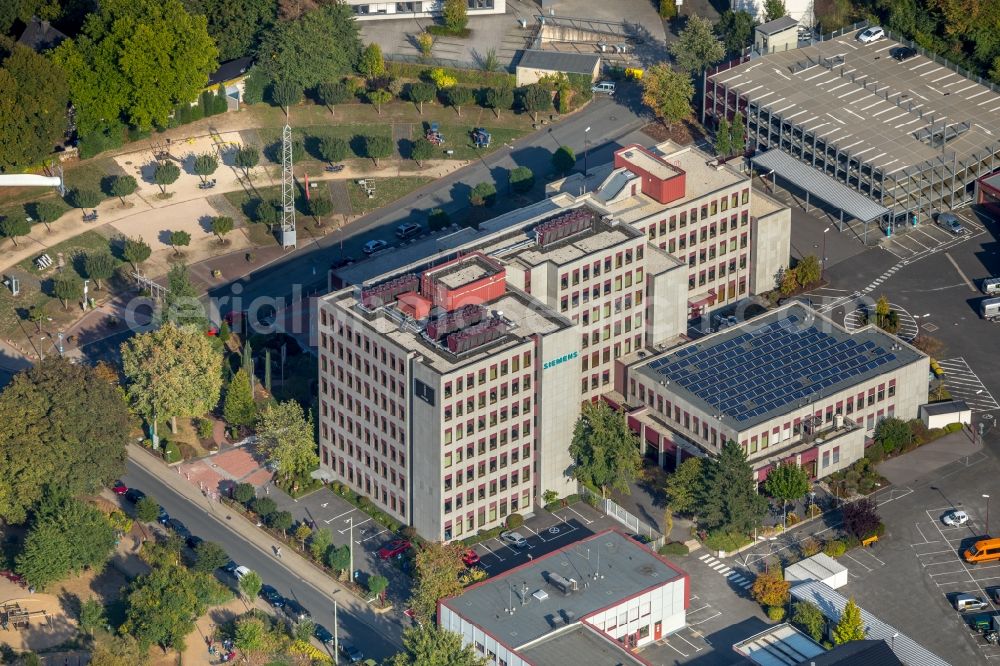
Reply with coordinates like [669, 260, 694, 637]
[313, 624, 334, 645]
[340, 643, 363, 663]
[283, 599, 311, 621]
[166, 518, 190, 539]
[221, 560, 239, 575]
[185, 535, 203, 550]
[124, 488, 146, 504]
[157, 507, 170, 524]
[259, 585, 285, 608]
[891, 46, 917, 61]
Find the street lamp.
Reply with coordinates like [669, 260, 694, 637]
[984, 494, 991, 535]
[821, 227, 830, 281]
[583, 126, 591, 179]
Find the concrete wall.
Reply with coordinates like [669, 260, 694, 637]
[347, 0, 506, 20]
[645, 247, 688, 347]
[750, 198, 791, 296]
[536, 324, 582, 499]
[410, 358, 444, 540]
[815, 426, 865, 477]
[584, 578, 687, 648]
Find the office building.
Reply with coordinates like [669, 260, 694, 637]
[347, 0, 504, 20]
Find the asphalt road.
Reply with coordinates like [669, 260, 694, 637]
[122, 458, 406, 663]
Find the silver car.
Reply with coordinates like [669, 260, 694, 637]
[936, 212, 964, 234]
[500, 531, 529, 548]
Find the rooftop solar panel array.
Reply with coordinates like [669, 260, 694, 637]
[648, 314, 898, 423]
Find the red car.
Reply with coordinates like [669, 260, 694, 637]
[378, 539, 411, 560]
[112, 480, 128, 495]
[462, 549, 480, 567]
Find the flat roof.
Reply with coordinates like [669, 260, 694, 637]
[752, 149, 889, 222]
[334, 227, 480, 286]
[784, 552, 847, 582]
[711, 32, 1000, 173]
[921, 400, 970, 415]
[618, 146, 683, 182]
[791, 581, 950, 666]
[518, 49, 601, 74]
[756, 16, 799, 35]
[732, 623, 825, 666]
[982, 170, 1000, 191]
[637, 304, 925, 430]
[519, 625, 645, 666]
[442, 530, 684, 648]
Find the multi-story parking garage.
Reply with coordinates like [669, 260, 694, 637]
[704, 26, 1000, 237]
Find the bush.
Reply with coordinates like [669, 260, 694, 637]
[506, 513, 524, 529]
[751, 568, 790, 607]
[786, 512, 801, 526]
[162, 440, 181, 464]
[195, 418, 214, 440]
[251, 496, 277, 519]
[767, 606, 786, 622]
[864, 442, 885, 463]
[233, 483, 255, 505]
[799, 538, 822, 558]
[704, 531, 751, 553]
[823, 539, 846, 558]
[469, 182, 497, 207]
[509, 166, 535, 193]
[658, 542, 689, 556]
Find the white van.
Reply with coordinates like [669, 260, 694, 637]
[591, 81, 615, 95]
[981, 297, 1000, 321]
[982, 277, 1000, 296]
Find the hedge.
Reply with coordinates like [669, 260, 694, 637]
[162, 440, 181, 464]
[658, 542, 689, 557]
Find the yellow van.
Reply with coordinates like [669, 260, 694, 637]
[965, 538, 1000, 564]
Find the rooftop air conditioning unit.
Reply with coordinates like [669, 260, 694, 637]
[532, 589, 549, 602]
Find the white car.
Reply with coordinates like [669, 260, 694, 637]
[362, 239, 388, 255]
[500, 531, 529, 548]
[943, 510, 970, 527]
[857, 26, 885, 43]
[233, 565, 252, 580]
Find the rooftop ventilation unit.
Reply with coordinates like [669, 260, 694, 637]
[445, 317, 509, 354]
[532, 589, 549, 602]
[534, 209, 593, 247]
[360, 273, 419, 309]
[547, 572, 579, 595]
[425, 304, 484, 339]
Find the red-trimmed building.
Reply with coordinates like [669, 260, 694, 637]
[438, 530, 689, 666]
[976, 170, 1000, 219]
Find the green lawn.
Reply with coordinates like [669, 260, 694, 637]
[16, 229, 121, 276]
[346, 177, 434, 214]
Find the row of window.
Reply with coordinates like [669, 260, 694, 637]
[687, 262, 747, 291]
[322, 417, 407, 487]
[679, 234, 749, 267]
[444, 467, 530, 514]
[445, 490, 531, 541]
[650, 211, 750, 248]
[321, 318, 407, 376]
[560, 273, 644, 312]
[444, 382, 531, 420]
[445, 441, 531, 472]
[327, 456, 407, 518]
[559, 246, 646, 289]
[642, 188, 751, 241]
[580, 314, 644, 349]
[443, 405, 533, 442]
[443, 352, 533, 398]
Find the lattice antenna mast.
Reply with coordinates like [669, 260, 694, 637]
[279, 123, 297, 249]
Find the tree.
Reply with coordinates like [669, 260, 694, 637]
[410, 542, 465, 622]
[255, 401, 319, 485]
[318, 136, 349, 165]
[309, 197, 333, 226]
[750, 567, 790, 607]
[239, 569, 263, 601]
[390, 624, 488, 666]
[121, 322, 224, 435]
[235, 145, 260, 179]
[206, 215, 234, 244]
[715, 118, 733, 158]
[136, 496, 161, 523]
[669, 16, 725, 74]
[256, 3, 362, 93]
[169, 230, 191, 256]
[442, 0, 468, 32]
[89, 634, 147, 666]
[233, 482, 256, 506]
[359, 43, 385, 79]
[484, 85, 514, 119]
[764, 0, 787, 21]
[792, 600, 825, 642]
[79, 597, 107, 636]
[32, 200, 63, 233]
[552, 146, 576, 175]
[0, 44, 69, 171]
[16, 495, 117, 589]
[294, 523, 313, 550]
[569, 401, 642, 496]
[841, 497, 882, 540]
[731, 111, 746, 156]
[111, 175, 138, 205]
[779, 268, 798, 296]
[123, 236, 151, 271]
[325, 544, 351, 574]
[796, 255, 821, 287]
[53, 273, 83, 310]
[698, 440, 767, 535]
[53, 0, 218, 133]
[408, 82, 437, 114]
[469, 182, 497, 207]
[832, 598, 866, 644]
[271, 80, 302, 115]
[71, 189, 102, 216]
[188, 540, 227, 573]
[509, 166, 534, 193]
[123, 564, 210, 650]
[316, 80, 354, 116]
[27, 305, 45, 333]
[411, 138, 435, 167]
[367, 89, 393, 115]
[233, 615, 278, 662]
[268, 510, 294, 535]
[363, 134, 393, 166]
[875, 416, 912, 455]
[309, 527, 334, 560]
[665, 457, 703, 515]
[193, 153, 218, 183]
[82, 251, 116, 291]
[0, 217, 31, 246]
[153, 162, 180, 195]
[445, 87, 474, 116]
[162, 262, 205, 328]
[764, 461, 810, 527]
[519, 83, 552, 122]
[716, 10, 756, 57]
[428, 207, 451, 231]
[416, 31, 434, 58]
[641, 64, 695, 130]
[251, 496, 277, 519]
[223, 367, 256, 428]
[198, 0, 276, 62]
[368, 573, 389, 601]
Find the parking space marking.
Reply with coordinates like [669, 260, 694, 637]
[476, 542, 504, 563]
[673, 632, 704, 653]
[662, 641, 688, 658]
[937, 358, 1000, 412]
[324, 507, 357, 524]
[360, 528, 387, 543]
[560, 505, 594, 525]
[338, 517, 370, 534]
[688, 611, 722, 626]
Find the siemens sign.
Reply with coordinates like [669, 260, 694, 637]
[543, 351, 578, 370]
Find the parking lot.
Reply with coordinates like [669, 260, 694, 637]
[882, 209, 991, 261]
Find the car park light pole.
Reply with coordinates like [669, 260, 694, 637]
[821, 227, 830, 281]
[984, 494, 991, 535]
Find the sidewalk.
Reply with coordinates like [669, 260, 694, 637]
[127, 443, 403, 645]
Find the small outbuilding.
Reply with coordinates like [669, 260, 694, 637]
[516, 50, 601, 86]
[754, 16, 799, 54]
[919, 400, 972, 429]
[784, 552, 848, 590]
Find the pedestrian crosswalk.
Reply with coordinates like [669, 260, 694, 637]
[699, 553, 754, 589]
